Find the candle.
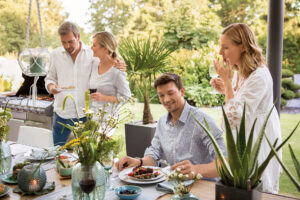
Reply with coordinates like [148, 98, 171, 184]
[29, 178, 40, 192]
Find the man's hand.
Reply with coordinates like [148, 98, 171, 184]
[171, 160, 197, 179]
[114, 60, 126, 72]
[115, 156, 140, 171]
[48, 83, 60, 95]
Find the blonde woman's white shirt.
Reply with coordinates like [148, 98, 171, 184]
[45, 42, 95, 119]
[224, 66, 282, 194]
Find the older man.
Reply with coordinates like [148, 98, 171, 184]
[116, 73, 226, 178]
[45, 21, 125, 146]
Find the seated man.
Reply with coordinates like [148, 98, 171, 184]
[116, 73, 227, 178]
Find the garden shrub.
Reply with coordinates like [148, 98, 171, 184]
[282, 89, 296, 100]
[295, 91, 300, 98]
[282, 78, 294, 90]
[282, 69, 294, 78]
[281, 98, 287, 107]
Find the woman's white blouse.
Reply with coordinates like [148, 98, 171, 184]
[224, 66, 282, 194]
[89, 60, 131, 129]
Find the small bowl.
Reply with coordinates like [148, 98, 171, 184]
[114, 185, 142, 200]
[59, 167, 73, 177]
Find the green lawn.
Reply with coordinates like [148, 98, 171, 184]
[115, 103, 300, 197]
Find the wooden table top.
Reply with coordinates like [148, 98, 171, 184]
[2, 168, 298, 200]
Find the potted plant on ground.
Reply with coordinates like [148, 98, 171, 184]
[192, 104, 299, 200]
[119, 37, 174, 157]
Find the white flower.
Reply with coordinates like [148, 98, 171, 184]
[196, 173, 202, 180]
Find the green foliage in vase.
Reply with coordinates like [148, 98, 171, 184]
[0, 103, 12, 142]
[192, 103, 298, 189]
[59, 90, 134, 166]
[119, 37, 174, 124]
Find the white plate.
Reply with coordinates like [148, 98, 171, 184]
[119, 166, 166, 185]
[26, 155, 55, 161]
[0, 185, 10, 197]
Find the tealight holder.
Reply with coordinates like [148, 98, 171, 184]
[18, 48, 51, 77]
[17, 164, 47, 192]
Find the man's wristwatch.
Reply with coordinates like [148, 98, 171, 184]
[136, 157, 143, 167]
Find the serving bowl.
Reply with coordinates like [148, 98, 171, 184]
[114, 185, 142, 200]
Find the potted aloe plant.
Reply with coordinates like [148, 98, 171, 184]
[119, 37, 174, 157]
[192, 104, 299, 200]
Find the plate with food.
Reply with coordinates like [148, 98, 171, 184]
[119, 166, 166, 184]
[1, 173, 17, 184]
[54, 86, 76, 92]
[0, 184, 10, 197]
[2, 161, 31, 184]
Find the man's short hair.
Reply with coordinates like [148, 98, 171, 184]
[154, 73, 183, 90]
[58, 21, 79, 38]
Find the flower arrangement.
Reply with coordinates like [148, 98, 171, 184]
[0, 103, 12, 142]
[167, 168, 202, 197]
[59, 90, 134, 166]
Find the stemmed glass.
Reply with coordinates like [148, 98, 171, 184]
[208, 52, 220, 94]
[79, 165, 96, 200]
[102, 151, 114, 191]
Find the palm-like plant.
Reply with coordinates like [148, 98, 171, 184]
[119, 37, 174, 124]
[192, 104, 299, 189]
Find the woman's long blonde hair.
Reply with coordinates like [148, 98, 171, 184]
[222, 23, 266, 78]
[93, 31, 118, 60]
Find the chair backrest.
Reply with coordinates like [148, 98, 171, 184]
[17, 126, 54, 148]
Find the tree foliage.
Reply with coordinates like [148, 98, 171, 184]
[88, 0, 133, 35]
[0, 0, 66, 54]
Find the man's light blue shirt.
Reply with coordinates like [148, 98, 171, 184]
[144, 102, 227, 166]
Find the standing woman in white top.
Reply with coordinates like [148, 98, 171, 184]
[211, 23, 282, 194]
[89, 31, 131, 134]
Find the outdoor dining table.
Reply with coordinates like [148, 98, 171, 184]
[1, 143, 298, 200]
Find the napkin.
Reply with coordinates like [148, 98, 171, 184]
[156, 180, 194, 193]
[156, 166, 194, 193]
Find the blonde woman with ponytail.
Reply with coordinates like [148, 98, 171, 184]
[211, 23, 281, 194]
[89, 31, 131, 135]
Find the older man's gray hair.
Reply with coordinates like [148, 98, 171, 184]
[58, 21, 79, 38]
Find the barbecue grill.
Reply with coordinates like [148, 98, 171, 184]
[0, 75, 53, 141]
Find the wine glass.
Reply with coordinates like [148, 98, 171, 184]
[79, 166, 96, 200]
[102, 151, 114, 191]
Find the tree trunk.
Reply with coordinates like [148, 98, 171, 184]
[143, 91, 153, 124]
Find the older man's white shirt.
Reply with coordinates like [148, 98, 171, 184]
[45, 42, 97, 119]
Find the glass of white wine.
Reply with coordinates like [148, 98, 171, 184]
[209, 60, 219, 94]
[102, 151, 114, 191]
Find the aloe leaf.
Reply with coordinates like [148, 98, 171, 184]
[250, 162, 259, 187]
[289, 144, 300, 181]
[238, 103, 246, 157]
[241, 119, 257, 166]
[257, 122, 299, 179]
[191, 113, 233, 179]
[256, 139, 279, 180]
[221, 106, 242, 174]
[249, 105, 274, 175]
[265, 136, 300, 191]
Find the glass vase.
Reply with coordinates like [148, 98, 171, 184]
[171, 193, 200, 200]
[0, 141, 12, 175]
[72, 161, 106, 200]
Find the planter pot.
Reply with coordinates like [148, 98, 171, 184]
[215, 180, 262, 200]
[72, 161, 106, 200]
[125, 121, 156, 157]
[0, 141, 12, 175]
[17, 164, 47, 192]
